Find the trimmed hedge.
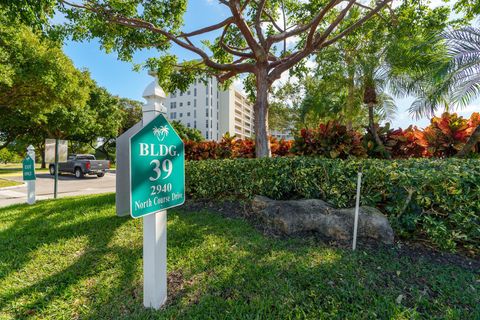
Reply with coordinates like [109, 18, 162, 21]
[186, 157, 480, 254]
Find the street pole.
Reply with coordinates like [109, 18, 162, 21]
[26, 145, 36, 205]
[54, 138, 59, 199]
[142, 75, 168, 309]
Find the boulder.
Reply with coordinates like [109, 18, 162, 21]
[252, 196, 394, 244]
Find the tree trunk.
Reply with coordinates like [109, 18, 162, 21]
[254, 68, 271, 158]
[40, 147, 46, 169]
[457, 124, 480, 158]
[368, 103, 390, 159]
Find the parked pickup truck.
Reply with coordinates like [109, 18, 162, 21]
[49, 154, 110, 179]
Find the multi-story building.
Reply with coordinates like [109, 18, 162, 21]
[165, 77, 254, 140]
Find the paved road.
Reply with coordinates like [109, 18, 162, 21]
[0, 172, 116, 207]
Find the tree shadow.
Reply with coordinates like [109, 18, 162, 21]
[0, 194, 132, 317]
[1, 200, 477, 319]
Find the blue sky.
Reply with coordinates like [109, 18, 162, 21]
[60, 0, 477, 129]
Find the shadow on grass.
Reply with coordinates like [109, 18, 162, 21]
[0, 197, 478, 319]
[0, 194, 133, 317]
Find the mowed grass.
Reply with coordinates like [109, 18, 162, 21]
[0, 163, 48, 178]
[0, 178, 21, 188]
[0, 194, 478, 319]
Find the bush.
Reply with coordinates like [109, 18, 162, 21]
[186, 157, 480, 254]
[184, 134, 293, 160]
[183, 113, 480, 161]
[363, 124, 425, 159]
[416, 113, 472, 157]
[291, 121, 366, 158]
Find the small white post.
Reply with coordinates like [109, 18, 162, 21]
[26, 145, 36, 205]
[352, 171, 362, 251]
[142, 74, 168, 309]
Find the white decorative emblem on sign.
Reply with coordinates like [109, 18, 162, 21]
[153, 126, 169, 142]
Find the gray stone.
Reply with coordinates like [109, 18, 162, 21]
[252, 196, 394, 244]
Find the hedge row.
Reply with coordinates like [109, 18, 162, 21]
[185, 157, 480, 254]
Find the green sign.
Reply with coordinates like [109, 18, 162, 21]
[129, 114, 185, 218]
[22, 156, 36, 181]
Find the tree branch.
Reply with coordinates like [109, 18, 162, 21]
[254, 0, 267, 47]
[266, 0, 339, 46]
[179, 17, 234, 38]
[228, 0, 265, 59]
[61, 0, 255, 75]
[268, 0, 392, 81]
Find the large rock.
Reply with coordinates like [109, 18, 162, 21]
[252, 196, 394, 244]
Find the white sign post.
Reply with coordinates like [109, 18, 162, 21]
[26, 145, 36, 205]
[141, 75, 168, 309]
[352, 171, 362, 251]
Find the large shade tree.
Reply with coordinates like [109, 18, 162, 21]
[46, 0, 395, 157]
[0, 21, 90, 114]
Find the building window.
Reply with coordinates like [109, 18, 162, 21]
[194, 120, 197, 128]
[194, 88, 197, 96]
[187, 123, 191, 128]
[180, 102, 183, 107]
[187, 112, 190, 116]
[211, 98, 213, 106]
[179, 113, 183, 117]
[187, 90, 191, 95]
[206, 97, 209, 106]
[210, 120, 212, 128]
[205, 108, 209, 117]
[217, 122, 219, 130]
[187, 101, 191, 106]
[194, 99, 196, 107]
[206, 131, 209, 139]
[206, 120, 209, 128]
[170, 112, 174, 119]
[194, 110, 197, 118]
[211, 86, 213, 95]
[210, 108, 213, 117]
[205, 85, 209, 95]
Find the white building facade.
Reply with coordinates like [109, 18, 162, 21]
[165, 77, 254, 140]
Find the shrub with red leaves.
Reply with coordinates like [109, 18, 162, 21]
[292, 121, 366, 159]
[415, 113, 472, 157]
[184, 112, 480, 160]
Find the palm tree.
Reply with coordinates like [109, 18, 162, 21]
[409, 27, 480, 157]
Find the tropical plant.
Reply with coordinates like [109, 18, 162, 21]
[416, 112, 479, 157]
[306, 2, 449, 155]
[408, 27, 480, 157]
[292, 121, 366, 159]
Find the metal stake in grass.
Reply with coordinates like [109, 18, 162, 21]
[352, 171, 362, 251]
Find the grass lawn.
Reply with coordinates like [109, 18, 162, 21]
[0, 194, 478, 319]
[0, 178, 22, 188]
[0, 163, 48, 178]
